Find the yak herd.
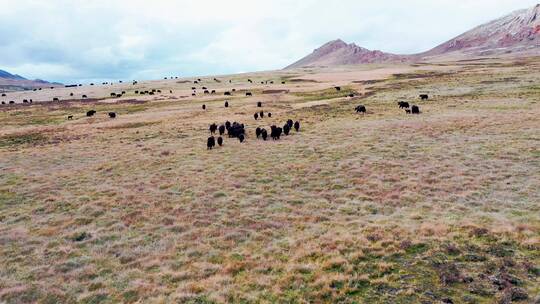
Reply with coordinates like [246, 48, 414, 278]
[206, 108, 302, 150]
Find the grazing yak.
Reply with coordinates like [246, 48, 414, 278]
[211, 90, 216, 94]
[355, 105, 366, 114]
[335, 86, 341, 91]
[283, 124, 291, 136]
[70, 93, 74, 96]
[207, 136, 215, 150]
[87, 110, 96, 117]
[261, 129, 268, 141]
[405, 109, 411, 114]
[1, 93, 6, 97]
[82, 95, 87, 99]
[270, 125, 282, 140]
[256, 127, 262, 138]
[111, 93, 116, 97]
[225, 121, 231, 130]
[248, 79, 253, 83]
[23, 99, 28, 103]
[218, 125, 226, 135]
[411, 105, 420, 114]
[67, 115, 73, 120]
[209, 123, 218, 134]
[232, 89, 236, 92]
[217, 136, 223, 146]
[287, 119, 293, 129]
[348, 93, 355, 98]
[225, 101, 229, 108]
[238, 134, 245, 143]
[170, 90, 173, 94]
[53, 98, 60, 102]
[202, 87, 207, 90]
[268, 113, 272, 118]
[227, 122, 245, 139]
[204, 90, 210, 94]
[9, 101, 14, 104]
[398, 101, 410, 109]
[246, 92, 252, 96]
[254, 113, 259, 120]
[192, 87, 197, 90]
[1, 101, 5, 105]
[259, 111, 264, 118]
[192, 93, 196, 96]
[420, 94, 429, 100]
[109, 112, 116, 118]
[224, 91, 231, 96]
[257, 101, 262, 107]
[294, 121, 300, 132]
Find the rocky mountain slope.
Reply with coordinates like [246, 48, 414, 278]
[287, 4, 540, 68]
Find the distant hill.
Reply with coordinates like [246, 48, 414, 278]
[0, 69, 61, 91]
[287, 4, 540, 68]
[0, 69, 26, 81]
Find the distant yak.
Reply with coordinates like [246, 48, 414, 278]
[209, 123, 218, 134]
[207, 136, 215, 150]
[420, 94, 429, 100]
[257, 101, 262, 107]
[246, 92, 252, 96]
[254, 113, 259, 120]
[411, 105, 420, 114]
[355, 105, 366, 114]
[398, 101, 410, 109]
[294, 121, 300, 132]
[87, 110, 96, 117]
[217, 136, 223, 146]
[108, 112, 116, 118]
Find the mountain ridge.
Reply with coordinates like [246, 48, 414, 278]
[287, 4, 540, 69]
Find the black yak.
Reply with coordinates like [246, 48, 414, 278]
[204, 90, 210, 94]
[53, 98, 59, 101]
[246, 92, 252, 96]
[294, 121, 300, 132]
[9, 101, 14, 104]
[82, 95, 87, 98]
[268, 113, 272, 118]
[218, 125, 226, 135]
[70, 93, 74, 96]
[398, 101, 410, 109]
[67, 115, 73, 120]
[209, 123, 218, 134]
[335, 86, 341, 91]
[270, 125, 282, 140]
[420, 94, 429, 100]
[227, 122, 245, 138]
[211, 90, 216, 94]
[217, 136, 223, 146]
[192, 93, 196, 96]
[259, 111, 264, 118]
[111, 93, 116, 97]
[287, 119, 293, 128]
[256, 127, 262, 138]
[411, 105, 420, 114]
[355, 105, 366, 114]
[283, 124, 290, 136]
[109, 112, 116, 118]
[225, 121, 231, 130]
[202, 104, 206, 110]
[192, 87, 196, 90]
[254, 113, 259, 120]
[225, 101, 229, 108]
[261, 129, 268, 141]
[87, 110, 96, 117]
[405, 109, 411, 114]
[224, 91, 231, 96]
[238, 134, 245, 143]
[207, 136, 215, 150]
[257, 101, 262, 107]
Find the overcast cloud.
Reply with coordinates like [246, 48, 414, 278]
[0, 0, 537, 83]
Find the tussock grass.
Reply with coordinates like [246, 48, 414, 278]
[0, 58, 539, 303]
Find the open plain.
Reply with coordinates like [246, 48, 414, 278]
[1, 57, 539, 303]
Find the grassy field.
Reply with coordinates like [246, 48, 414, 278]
[0, 58, 539, 303]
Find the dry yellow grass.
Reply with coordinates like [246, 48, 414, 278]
[0, 58, 539, 303]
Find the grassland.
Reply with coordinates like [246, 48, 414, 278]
[0, 58, 539, 303]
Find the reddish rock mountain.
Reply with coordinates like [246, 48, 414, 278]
[287, 4, 540, 68]
[286, 40, 408, 69]
[422, 4, 540, 57]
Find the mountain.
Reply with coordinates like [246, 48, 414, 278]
[286, 4, 540, 68]
[422, 4, 540, 57]
[0, 69, 26, 81]
[286, 40, 408, 69]
[0, 69, 61, 91]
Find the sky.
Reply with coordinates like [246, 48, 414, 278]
[0, 0, 538, 83]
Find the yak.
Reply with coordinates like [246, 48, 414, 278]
[355, 105, 366, 114]
[207, 136, 215, 150]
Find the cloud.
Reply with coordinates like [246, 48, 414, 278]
[0, 0, 537, 82]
